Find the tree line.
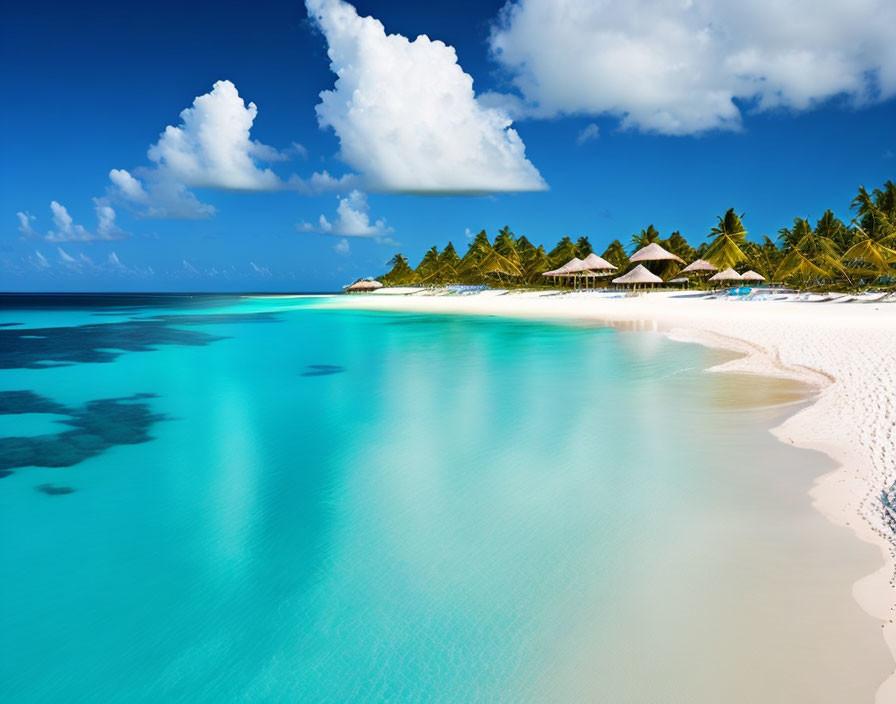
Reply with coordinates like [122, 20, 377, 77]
[379, 180, 896, 290]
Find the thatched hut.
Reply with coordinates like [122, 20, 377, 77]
[629, 242, 685, 264]
[612, 264, 664, 288]
[741, 270, 766, 282]
[679, 259, 718, 275]
[708, 268, 743, 285]
[578, 252, 617, 290]
[344, 278, 384, 293]
[580, 252, 617, 272]
[542, 257, 587, 288]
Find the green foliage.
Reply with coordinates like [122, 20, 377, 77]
[705, 209, 748, 269]
[741, 236, 782, 281]
[630, 224, 661, 251]
[575, 236, 593, 258]
[373, 179, 895, 292]
[601, 240, 630, 271]
[380, 253, 419, 286]
[493, 226, 519, 263]
[844, 182, 896, 280]
[548, 236, 578, 269]
[665, 231, 696, 262]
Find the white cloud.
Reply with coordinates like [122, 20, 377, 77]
[250, 261, 272, 276]
[32, 250, 49, 269]
[16, 212, 36, 237]
[182, 259, 199, 275]
[17, 201, 128, 242]
[108, 169, 148, 203]
[306, 0, 546, 194]
[107, 252, 127, 271]
[108, 168, 215, 220]
[287, 170, 360, 195]
[146, 80, 281, 190]
[333, 238, 350, 256]
[49, 202, 91, 241]
[298, 190, 393, 238]
[489, 0, 896, 135]
[576, 123, 600, 145]
[105, 81, 352, 219]
[57, 246, 77, 265]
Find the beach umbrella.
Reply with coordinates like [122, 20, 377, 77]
[741, 270, 766, 282]
[612, 264, 664, 288]
[629, 242, 685, 264]
[708, 268, 743, 284]
[678, 259, 718, 275]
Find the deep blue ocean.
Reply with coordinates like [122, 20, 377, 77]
[0, 294, 886, 702]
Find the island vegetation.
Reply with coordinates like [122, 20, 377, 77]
[379, 180, 896, 291]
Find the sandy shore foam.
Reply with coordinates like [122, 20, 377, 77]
[325, 289, 896, 701]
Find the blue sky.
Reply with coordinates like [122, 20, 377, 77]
[2, 0, 894, 292]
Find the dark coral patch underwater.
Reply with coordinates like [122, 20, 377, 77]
[301, 364, 345, 377]
[36, 484, 76, 495]
[0, 390, 165, 476]
[0, 311, 280, 370]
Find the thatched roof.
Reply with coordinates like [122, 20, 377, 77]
[345, 278, 384, 291]
[741, 270, 766, 281]
[630, 242, 685, 264]
[612, 264, 664, 285]
[560, 256, 586, 273]
[679, 258, 718, 274]
[580, 252, 618, 271]
[543, 257, 586, 277]
[708, 267, 743, 282]
[668, 277, 689, 283]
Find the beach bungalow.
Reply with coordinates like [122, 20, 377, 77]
[629, 242, 685, 265]
[708, 268, 743, 287]
[678, 259, 718, 276]
[612, 264, 664, 289]
[344, 278, 384, 293]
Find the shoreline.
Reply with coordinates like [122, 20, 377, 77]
[322, 290, 896, 701]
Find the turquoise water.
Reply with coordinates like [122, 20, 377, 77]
[0, 295, 888, 702]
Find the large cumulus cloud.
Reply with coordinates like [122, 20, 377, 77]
[306, 0, 546, 194]
[488, 0, 896, 135]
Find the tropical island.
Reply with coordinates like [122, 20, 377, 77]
[374, 180, 896, 292]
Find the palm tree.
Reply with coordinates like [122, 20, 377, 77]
[742, 235, 783, 282]
[843, 185, 896, 284]
[521, 244, 551, 284]
[775, 218, 844, 288]
[705, 209, 748, 270]
[548, 236, 578, 269]
[665, 231, 696, 262]
[494, 226, 518, 262]
[459, 230, 494, 283]
[381, 253, 419, 286]
[415, 246, 442, 284]
[601, 239, 630, 271]
[630, 224, 661, 252]
[438, 241, 461, 282]
[575, 236, 593, 258]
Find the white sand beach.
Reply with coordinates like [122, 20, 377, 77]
[327, 290, 896, 701]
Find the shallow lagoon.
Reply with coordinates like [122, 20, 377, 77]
[0, 295, 888, 702]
